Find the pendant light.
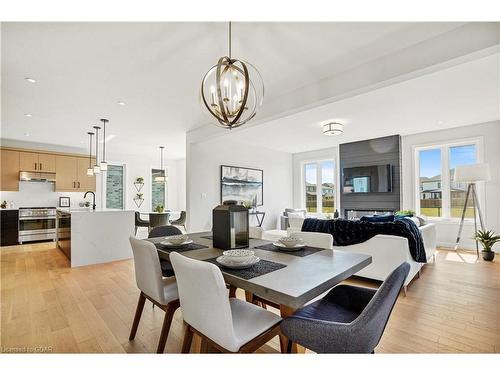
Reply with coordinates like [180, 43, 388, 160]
[99, 118, 109, 171]
[200, 22, 264, 130]
[87, 132, 95, 176]
[93, 126, 101, 174]
[154, 146, 167, 182]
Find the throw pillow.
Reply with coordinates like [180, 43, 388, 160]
[287, 212, 305, 219]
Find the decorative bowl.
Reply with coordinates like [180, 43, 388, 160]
[222, 249, 255, 263]
[166, 234, 189, 245]
[279, 236, 303, 248]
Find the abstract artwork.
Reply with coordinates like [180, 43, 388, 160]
[221, 165, 263, 206]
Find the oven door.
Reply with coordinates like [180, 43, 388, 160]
[19, 217, 56, 232]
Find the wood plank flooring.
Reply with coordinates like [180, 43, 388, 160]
[1, 242, 499, 353]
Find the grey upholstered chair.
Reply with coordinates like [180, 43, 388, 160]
[149, 212, 170, 230]
[280, 262, 410, 353]
[170, 211, 186, 231]
[148, 225, 182, 278]
[134, 211, 150, 235]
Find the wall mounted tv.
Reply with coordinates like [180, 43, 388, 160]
[342, 164, 392, 193]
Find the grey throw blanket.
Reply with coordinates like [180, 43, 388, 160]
[301, 218, 426, 263]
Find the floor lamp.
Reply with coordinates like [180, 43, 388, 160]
[454, 163, 491, 257]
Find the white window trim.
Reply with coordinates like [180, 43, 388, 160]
[101, 162, 127, 210]
[301, 158, 338, 215]
[151, 166, 168, 210]
[413, 136, 484, 221]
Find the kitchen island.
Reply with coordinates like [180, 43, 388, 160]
[57, 208, 135, 267]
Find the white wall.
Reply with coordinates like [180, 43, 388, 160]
[401, 121, 500, 250]
[186, 137, 293, 232]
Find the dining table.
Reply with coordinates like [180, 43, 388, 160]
[147, 231, 372, 353]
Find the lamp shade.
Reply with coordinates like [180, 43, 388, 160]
[454, 163, 491, 182]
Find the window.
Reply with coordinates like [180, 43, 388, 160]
[304, 160, 336, 214]
[151, 168, 166, 211]
[105, 164, 125, 209]
[450, 145, 476, 218]
[416, 141, 478, 219]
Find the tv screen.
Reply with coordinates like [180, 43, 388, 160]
[343, 164, 392, 193]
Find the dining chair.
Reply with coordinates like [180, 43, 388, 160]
[128, 237, 180, 353]
[170, 211, 187, 231]
[169, 252, 282, 353]
[148, 225, 182, 278]
[289, 231, 333, 249]
[135, 211, 150, 235]
[149, 212, 170, 230]
[280, 262, 410, 353]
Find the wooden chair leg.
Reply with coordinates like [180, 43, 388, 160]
[181, 324, 194, 353]
[228, 285, 237, 298]
[286, 340, 293, 353]
[157, 301, 179, 353]
[129, 292, 146, 340]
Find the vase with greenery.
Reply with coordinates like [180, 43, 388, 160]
[154, 204, 164, 213]
[473, 229, 500, 261]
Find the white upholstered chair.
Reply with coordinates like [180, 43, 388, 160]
[169, 252, 282, 353]
[289, 231, 333, 249]
[128, 237, 180, 353]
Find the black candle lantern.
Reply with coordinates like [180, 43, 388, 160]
[212, 201, 249, 250]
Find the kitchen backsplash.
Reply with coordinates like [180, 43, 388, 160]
[0, 181, 100, 208]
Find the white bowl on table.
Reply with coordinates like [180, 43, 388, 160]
[222, 249, 255, 264]
[166, 234, 189, 245]
[278, 236, 303, 248]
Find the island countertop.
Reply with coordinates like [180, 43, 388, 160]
[57, 208, 136, 214]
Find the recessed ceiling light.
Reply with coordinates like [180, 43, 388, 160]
[24, 113, 33, 117]
[24, 132, 30, 137]
[117, 101, 126, 106]
[24, 78, 36, 83]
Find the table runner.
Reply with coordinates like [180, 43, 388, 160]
[254, 243, 325, 257]
[203, 257, 286, 280]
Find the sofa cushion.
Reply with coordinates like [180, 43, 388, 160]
[360, 214, 394, 223]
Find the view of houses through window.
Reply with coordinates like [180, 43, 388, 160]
[105, 164, 125, 209]
[418, 142, 477, 218]
[151, 168, 166, 211]
[304, 160, 335, 213]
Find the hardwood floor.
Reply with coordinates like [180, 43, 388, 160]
[1, 242, 499, 353]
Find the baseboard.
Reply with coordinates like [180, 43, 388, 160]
[437, 241, 500, 254]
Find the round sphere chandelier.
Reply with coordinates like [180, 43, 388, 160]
[201, 22, 264, 130]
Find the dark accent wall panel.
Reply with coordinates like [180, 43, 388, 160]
[339, 135, 401, 215]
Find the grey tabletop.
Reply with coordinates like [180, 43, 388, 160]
[148, 231, 372, 309]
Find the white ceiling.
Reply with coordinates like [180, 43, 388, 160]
[221, 53, 500, 153]
[1, 22, 466, 159]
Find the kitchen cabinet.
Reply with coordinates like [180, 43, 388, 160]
[0, 210, 19, 246]
[0, 149, 20, 191]
[19, 152, 56, 172]
[55, 155, 96, 191]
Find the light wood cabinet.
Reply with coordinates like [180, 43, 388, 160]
[19, 152, 39, 172]
[56, 156, 78, 191]
[1, 149, 20, 191]
[55, 155, 96, 192]
[38, 153, 56, 172]
[77, 157, 96, 191]
[19, 152, 56, 172]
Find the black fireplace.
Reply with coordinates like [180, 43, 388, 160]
[212, 201, 249, 250]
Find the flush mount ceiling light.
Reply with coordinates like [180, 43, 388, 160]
[322, 122, 344, 136]
[117, 101, 126, 106]
[24, 77, 36, 83]
[200, 22, 264, 130]
[154, 146, 167, 183]
[24, 113, 33, 117]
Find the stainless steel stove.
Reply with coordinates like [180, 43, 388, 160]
[18, 207, 57, 243]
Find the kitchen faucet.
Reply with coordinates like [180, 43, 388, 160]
[84, 191, 96, 210]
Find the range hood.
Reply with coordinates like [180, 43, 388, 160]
[19, 171, 56, 183]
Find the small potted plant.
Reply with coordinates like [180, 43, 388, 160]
[395, 209, 416, 217]
[473, 229, 500, 261]
[135, 177, 144, 183]
[134, 177, 145, 192]
[154, 204, 164, 213]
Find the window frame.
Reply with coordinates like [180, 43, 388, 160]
[413, 137, 483, 221]
[101, 162, 127, 210]
[151, 167, 168, 211]
[301, 158, 337, 215]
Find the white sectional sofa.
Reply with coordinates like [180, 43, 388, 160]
[263, 217, 437, 293]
